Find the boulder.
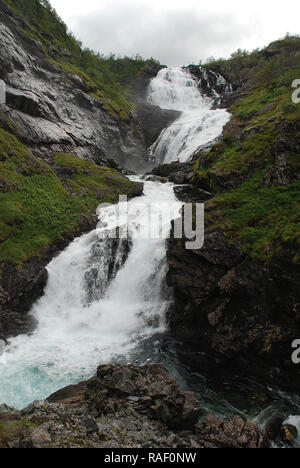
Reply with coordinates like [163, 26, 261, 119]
[281, 424, 298, 443]
[151, 162, 193, 178]
[49, 364, 202, 430]
[169, 171, 186, 185]
[196, 414, 269, 448]
[173, 185, 213, 203]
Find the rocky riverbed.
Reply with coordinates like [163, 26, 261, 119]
[0, 364, 268, 449]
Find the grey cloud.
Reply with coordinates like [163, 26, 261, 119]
[72, 1, 260, 66]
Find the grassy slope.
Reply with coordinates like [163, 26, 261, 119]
[194, 37, 300, 262]
[0, 118, 140, 268]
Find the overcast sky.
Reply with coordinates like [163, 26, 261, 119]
[50, 0, 300, 66]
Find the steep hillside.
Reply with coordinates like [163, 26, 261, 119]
[0, 0, 164, 169]
[0, 0, 157, 339]
[166, 37, 300, 389]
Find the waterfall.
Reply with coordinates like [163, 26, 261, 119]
[0, 69, 230, 410]
[0, 178, 182, 409]
[147, 67, 231, 164]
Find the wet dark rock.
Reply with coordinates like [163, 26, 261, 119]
[186, 65, 233, 107]
[195, 414, 268, 449]
[129, 62, 164, 104]
[151, 162, 194, 178]
[166, 222, 300, 389]
[143, 175, 169, 183]
[0, 56, 13, 79]
[169, 171, 186, 185]
[6, 87, 49, 118]
[174, 185, 213, 203]
[265, 414, 287, 440]
[281, 424, 298, 444]
[135, 104, 181, 148]
[83, 232, 132, 304]
[148, 162, 196, 187]
[265, 415, 298, 446]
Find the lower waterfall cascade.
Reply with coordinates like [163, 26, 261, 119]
[0, 179, 182, 409]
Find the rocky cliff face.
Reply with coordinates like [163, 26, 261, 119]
[186, 65, 233, 107]
[129, 63, 181, 149]
[167, 228, 300, 387]
[0, 1, 151, 172]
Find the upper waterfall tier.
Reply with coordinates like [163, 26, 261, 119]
[147, 67, 231, 164]
[147, 67, 211, 112]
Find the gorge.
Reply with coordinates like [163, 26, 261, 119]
[0, 0, 300, 450]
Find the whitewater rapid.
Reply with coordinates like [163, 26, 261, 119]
[0, 179, 182, 409]
[148, 67, 231, 163]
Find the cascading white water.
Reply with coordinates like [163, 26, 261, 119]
[148, 67, 231, 163]
[0, 179, 182, 409]
[0, 68, 230, 410]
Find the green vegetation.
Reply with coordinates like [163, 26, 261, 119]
[3, 0, 160, 119]
[0, 414, 38, 448]
[0, 123, 140, 267]
[206, 172, 300, 261]
[203, 34, 300, 85]
[194, 36, 300, 262]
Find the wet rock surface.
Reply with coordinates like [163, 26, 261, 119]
[0, 364, 266, 448]
[83, 232, 133, 305]
[265, 414, 298, 447]
[166, 223, 300, 390]
[186, 65, 232, 102]
[173, 185, 213, 203]
[128, 62, 182, 157]
[149, 161, 195, 184]
[135, 104, 181, 149]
